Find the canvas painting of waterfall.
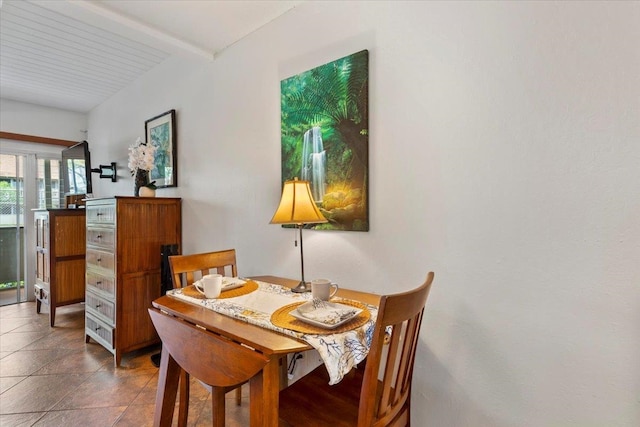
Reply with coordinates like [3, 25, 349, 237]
[280, 50, 369, 231]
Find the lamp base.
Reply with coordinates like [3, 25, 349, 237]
[291, 281, 311, 293]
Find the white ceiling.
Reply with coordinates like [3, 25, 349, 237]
[0, 0, 301, 113]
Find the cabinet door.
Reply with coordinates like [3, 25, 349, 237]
[54, 215, 86, 257]
[54, 259, 86, 303]
[116, 271, 161, 351]
[36, 243, 45, 283]
[35, 216, 49, 283]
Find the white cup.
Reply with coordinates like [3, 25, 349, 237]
[311, 279, 339, 301]
[195, 274, 223, 298]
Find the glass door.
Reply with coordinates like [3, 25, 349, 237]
[0, 154, 26, 305]
[0, 154, 61, 306]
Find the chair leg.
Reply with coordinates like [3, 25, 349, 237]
[235, 385, 242, 406]
[177, 370, 189, 427]
[212, 387, 226, 427]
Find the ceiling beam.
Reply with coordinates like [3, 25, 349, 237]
[0, 132, 78, 147]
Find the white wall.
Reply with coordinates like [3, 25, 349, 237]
[0, 98, 87, 142]
[88, 1, 640, 425]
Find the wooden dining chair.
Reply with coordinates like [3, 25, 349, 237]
[278, 272, 435, 427]
[167, 249, 241, 426]
[149, 308, 269, 427]
[169, 249, 237, 289]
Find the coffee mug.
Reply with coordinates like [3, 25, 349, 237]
[195, 274, 223, 299]
[311, 279, 339, 301]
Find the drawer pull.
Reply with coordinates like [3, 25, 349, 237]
[96, 235, 102, 239]
[96, 281, 102, 285]
[96, 258, 102, 262]
[95, 326, 101, 331]
[95, 304, 101, 308]
[96, 213, 103, 216]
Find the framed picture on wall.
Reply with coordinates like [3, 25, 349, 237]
[280, 50, 369, 231]
[145, 109, 177, 188]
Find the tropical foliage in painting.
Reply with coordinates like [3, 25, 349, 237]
[281, 50, 369, 231]
[149, 123, 170, 180]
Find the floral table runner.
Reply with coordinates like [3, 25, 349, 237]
[166, 280, 378, 384]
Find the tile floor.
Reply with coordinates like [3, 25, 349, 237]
[0, 301, 250, 426]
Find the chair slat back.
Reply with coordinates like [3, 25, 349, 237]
[358, 272, 434, 427]
[149, 308, 269, 387]
[169, 249, 237, 289]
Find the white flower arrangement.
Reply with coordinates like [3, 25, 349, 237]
[128, 137, 157, 175]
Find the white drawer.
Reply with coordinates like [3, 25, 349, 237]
[86, 203, 116, 225]
[86, 291, 115, 324]
[86, 227, 115, 248]
[86, 313, 115, 349]
[86, 270, 115, 297]
[86, 248, 115, 272]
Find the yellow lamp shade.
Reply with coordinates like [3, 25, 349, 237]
[270, 178, 327, 225]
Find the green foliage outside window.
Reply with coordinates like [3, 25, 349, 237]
[0, 281, 24, 290]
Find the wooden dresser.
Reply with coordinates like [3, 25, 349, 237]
[84, 197, 181, 366]
[34, 209, 86, 327]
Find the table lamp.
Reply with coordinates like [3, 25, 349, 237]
[270, 178, 328, 292]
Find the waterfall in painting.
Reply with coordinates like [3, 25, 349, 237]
[301, 127, 326, 203]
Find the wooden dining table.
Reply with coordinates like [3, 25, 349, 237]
[151, 275, 380, 427]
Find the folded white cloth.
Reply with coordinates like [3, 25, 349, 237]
[299, 307, 358, 325]
[222, 277, 245, 288]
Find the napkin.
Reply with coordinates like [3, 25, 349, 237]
[222, 277, 246, 290]
[299, 306, 358, 325]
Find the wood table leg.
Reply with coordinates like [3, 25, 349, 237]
[153, 346, 181, 427]
[212, 387, 226, 427]
[177, 371, 189, 427]
[250, 355, 281, 427]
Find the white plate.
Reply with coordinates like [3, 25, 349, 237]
[221, 277, 246, 291]
[291, 301, 362, 329]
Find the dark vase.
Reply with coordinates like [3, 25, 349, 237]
[134, 169, 149, 197]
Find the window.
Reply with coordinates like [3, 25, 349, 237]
[36, 158, 62, 208]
